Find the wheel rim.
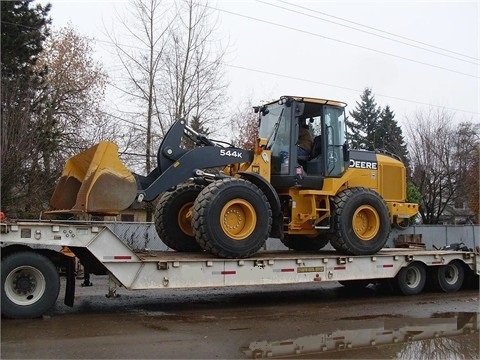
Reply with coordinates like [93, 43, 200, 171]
[352, 205, 380, 241]
[405, 267, 421, 288]
[5, 266, 46, 306]
[220, 199, 256, 240]
[444, 264, 459, 285]
[177, 202, 194, 236]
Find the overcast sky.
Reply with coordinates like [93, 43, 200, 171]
[42, 0, 479, 128]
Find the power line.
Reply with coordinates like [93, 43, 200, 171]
[276, 0, 479, 62]
[259, 0, 478, 65]
[211, 5, 478, 79]
[225, 63, 480, 116]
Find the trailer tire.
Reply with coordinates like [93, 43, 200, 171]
[281, 234, 329, 251]
[192, 178, 272, 258]
[328, 188, 390, 255]
[1, 251, 60, 319]
[395, 262, 426, 295]
[155, 183, 204, 252]
[431, 261, 465, 293]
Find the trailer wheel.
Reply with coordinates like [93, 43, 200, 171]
[281, 234, 329, 251]
[1, 252, 60, 319]
[192, 178, 272, 258]
[155, 183, 203, 252]
[328, 188, 390, 255]
[395, 262, 426, 295]
[431, 261, 465, 292]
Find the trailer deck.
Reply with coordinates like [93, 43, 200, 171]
[1, 220, 479, 319]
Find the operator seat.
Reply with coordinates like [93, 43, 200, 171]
[309, 135, 322, 160]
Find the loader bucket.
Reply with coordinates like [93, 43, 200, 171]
[49, 141, 137, 215]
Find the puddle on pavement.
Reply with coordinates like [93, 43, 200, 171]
[241, 312, 479, 359]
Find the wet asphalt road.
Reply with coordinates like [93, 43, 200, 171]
[1, 275, 479, 359]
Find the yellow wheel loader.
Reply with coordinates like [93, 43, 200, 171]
[49, 96, 418, 258]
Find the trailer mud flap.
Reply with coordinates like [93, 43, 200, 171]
[64, 257, 76, 307]
[48, 141, 137, 215]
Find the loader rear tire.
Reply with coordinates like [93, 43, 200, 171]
[328, 187, 390, 255]
[1, 251, 60, 319]
[281, 234, 329, 251]
[155, 183, 204, 252]
[192, 178, 272, 258]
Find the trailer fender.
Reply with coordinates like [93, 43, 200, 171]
[238, 171, 283, 239]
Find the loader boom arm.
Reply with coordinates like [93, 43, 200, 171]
[136, 119, 254, 202]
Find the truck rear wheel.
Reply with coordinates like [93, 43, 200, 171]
[431, 261, 465, 292]
[281, 234, 329, 251]
[328, 187, 390, 255]
[192, 178, 272, 258]
[1, 251, 60, 319]
[155, 183, 203, 252]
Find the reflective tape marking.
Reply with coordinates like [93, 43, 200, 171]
[103, 255, 132, 260]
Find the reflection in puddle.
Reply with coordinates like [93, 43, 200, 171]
[242, 312, 478, 359]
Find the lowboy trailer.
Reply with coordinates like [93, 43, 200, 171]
[1, 220, 479, 319]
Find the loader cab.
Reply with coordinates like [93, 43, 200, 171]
[257, 96, 348, 189]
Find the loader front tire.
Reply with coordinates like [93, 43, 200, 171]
[281, 234, 329, 251]
[1, 251, 60, 319]
[192, 178, 272, 258]
[155, 183, 204, 252]
[328, 187, 390, 255]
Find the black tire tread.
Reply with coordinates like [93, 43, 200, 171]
[154, 183, 203, 252]
[328, 187, 390, 255]
[431, 260, 465, 293]
[192, 178, 272, 258]
[395, 262, 426, 295]
[1, 251, 60, 319]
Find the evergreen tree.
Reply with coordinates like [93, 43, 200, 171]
[1, 0, 51, 216]
[377, 105, 410, 168]
[1, 1, 51, 76]
[347, 88, 381, 150]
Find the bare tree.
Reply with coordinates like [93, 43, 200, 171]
[33, 26, 108, 213]
[105, 0, 171, 175]
[230, 99, 258, 151]
[405, 108, 479, 224]
[36, 26, 108, 153]
[159, 0, 228, 133]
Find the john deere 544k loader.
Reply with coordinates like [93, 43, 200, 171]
[49, 96, 418, 258]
